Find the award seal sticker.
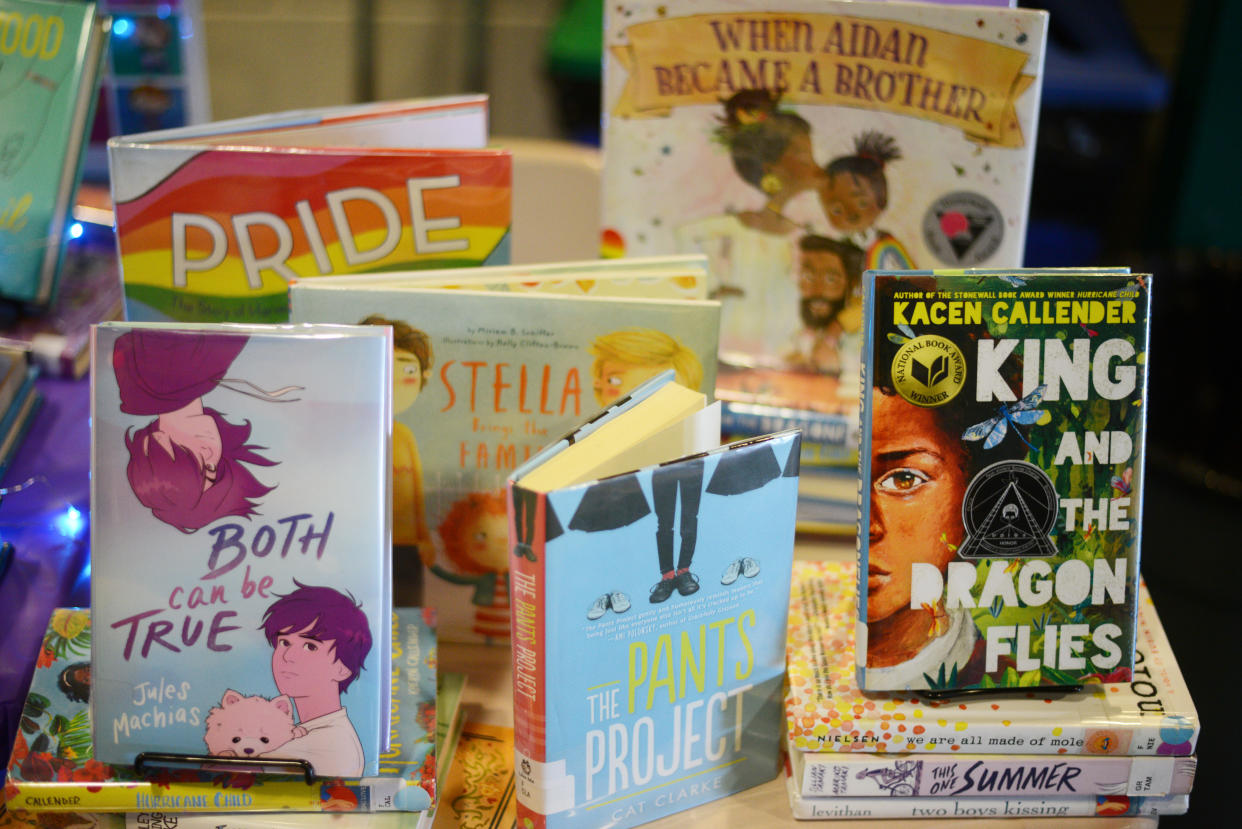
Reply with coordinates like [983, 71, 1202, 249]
[958, 460, 1058, 559]
[923, 191, 1004, 266]
[890, 335, 966, 407]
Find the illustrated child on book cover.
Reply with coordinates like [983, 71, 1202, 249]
[859, 272, 1147, 691]
[863, 282, 1027, 687]
[589, 327, 704, 407]
[604, 1, 1048, 413]
[429, 491, 511, 644]
[360, 315, 435, 601]
[91, 324, 389, 776]
[112, 329, 294, 533]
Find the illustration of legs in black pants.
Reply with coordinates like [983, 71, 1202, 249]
[511, 486, 539, 562]
[649, 458, 705, 603]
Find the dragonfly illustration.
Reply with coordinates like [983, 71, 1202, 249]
[998, 273, 1029, 288]
[887, 323, 916, 346]
[962, 385, 1048, 450]
[1111, 466, 1133, 497]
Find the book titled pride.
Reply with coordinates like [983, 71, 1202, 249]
[89, 322, 392, 777]
[107, 95, 511, 323]
[289, 257, 720, 645]
[506, 372, 800, 829]
[857, 269, 1151, 692]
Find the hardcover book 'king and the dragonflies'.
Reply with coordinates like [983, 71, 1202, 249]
[857, 270, 1151, 692]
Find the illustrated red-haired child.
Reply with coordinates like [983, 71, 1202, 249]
[429, 491, 511, 643]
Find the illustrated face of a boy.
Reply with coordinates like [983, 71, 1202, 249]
[393, 349, 426, 413]
[153, 408, 223, 489]
[820, 172, 881, 234]
[271, 623, 351, 700]
[867, 394, 968, 625]
[593, 360, 669, 407]
[799, 250, 849, 301]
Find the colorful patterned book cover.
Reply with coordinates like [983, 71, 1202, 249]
[786, 561, 1198, 757]
[289, 278, 720, 645]
[107, 95, 511, 323]
[4, 608, 448, 813]
[856, 270, 1150, 691]
[0, 0, 108, 304]
[431, 722, 517, 829]
[507, 373, 800, 829]
[88, 322, 392, 776]
[602, 0, 1047, 420]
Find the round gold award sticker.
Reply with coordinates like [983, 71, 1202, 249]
[891, 335, 967, 407]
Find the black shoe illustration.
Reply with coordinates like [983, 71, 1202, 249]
[650, 578, 677, 603]
[674, 570, 699, 596]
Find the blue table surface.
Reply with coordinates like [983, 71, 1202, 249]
[0, 375, 91, 772]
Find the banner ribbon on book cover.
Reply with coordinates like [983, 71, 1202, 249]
[610, 13, 1035, 148]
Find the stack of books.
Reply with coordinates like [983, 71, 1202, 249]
[3, 607, 466, 828]
[784, 560, 1198, 820]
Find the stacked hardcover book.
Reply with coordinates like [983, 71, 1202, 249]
[784, 560, 1198, 820]
[4, 607, 465, 827]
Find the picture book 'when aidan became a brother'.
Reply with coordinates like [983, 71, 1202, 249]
[507, 372, 800, 829]
[289, 268, 720, 645]
[602, 0, 1048, 417]
[856, 271, 1152, 692]
[89, 322, 393, 776]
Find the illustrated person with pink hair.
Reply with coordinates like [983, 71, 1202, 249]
[113, 329, 297, 533]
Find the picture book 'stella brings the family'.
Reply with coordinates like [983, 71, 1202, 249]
[857, 270, 1152, 693]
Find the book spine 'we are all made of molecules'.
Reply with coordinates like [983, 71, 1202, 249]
[856, 270, 1151, 692]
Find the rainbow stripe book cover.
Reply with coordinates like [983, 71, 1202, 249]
[107, 96, 512, 323]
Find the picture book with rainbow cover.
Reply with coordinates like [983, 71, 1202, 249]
[289, 272, 720, 645]
[6, 608, 449, 813]
[107, 95, 511, 323]
[89, 322, 392, 776]
[602, 0, 1047, 422]
[857, 270, 1151, 692]
[786, 561, 1196, 757]
[507, 372, 800, 829]
[0, 0, 109, 305]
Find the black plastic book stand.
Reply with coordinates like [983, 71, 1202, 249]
[133, 752, 316, 784]
[918, 683, 1083, 702]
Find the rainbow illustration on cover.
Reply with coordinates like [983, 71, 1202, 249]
[89, 322, 392, 777]
[602, 0, 1048, 416]
[857, 271, 1151, 692]
[108, 96, 512, 323]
